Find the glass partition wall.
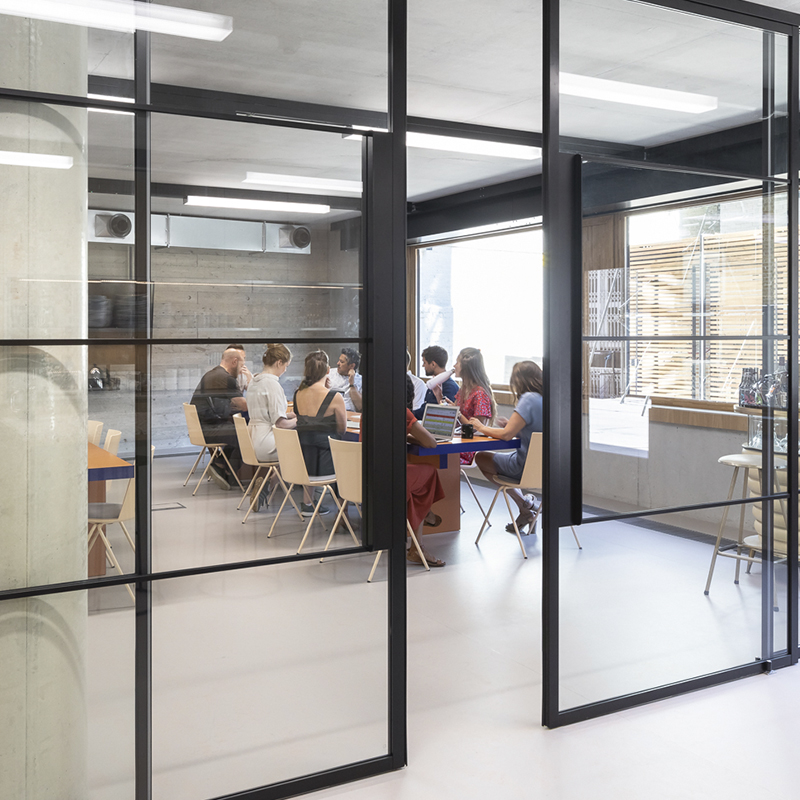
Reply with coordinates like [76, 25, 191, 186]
[542, 0, 799, 725]
[0, 3, 408, 800]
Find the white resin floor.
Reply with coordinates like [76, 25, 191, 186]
[87, 454, 800, 800]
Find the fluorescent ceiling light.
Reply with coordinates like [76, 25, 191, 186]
[87, 93, 136, 115]
[406, 132, 540, 160]
[0, 0, 233, 41]
[560, 73, 717, 114]
[184, 196, 330, 214]
[243, 172, 362, 196]
[0, 150, 73, 169]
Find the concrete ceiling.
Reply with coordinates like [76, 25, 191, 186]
[85, 0, 800, 222]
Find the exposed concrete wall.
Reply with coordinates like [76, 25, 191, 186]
[87, 224, 361, 455]
[0, 18, 88, 800]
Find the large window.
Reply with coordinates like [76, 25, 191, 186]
[416, 228, 543, 384]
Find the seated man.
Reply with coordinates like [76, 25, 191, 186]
[328, 347, 363, 412]
[415, 345, 459, 419]
[190, 344, 248, 490]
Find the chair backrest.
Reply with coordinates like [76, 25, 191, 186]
[233, 413, 260, 467]
[329, 438, 362, 505]
[103, 429, 122, 456]
[519, 432, 543, 492]
[119, 477, 136, 522]
[183, 402, 207, 447]
[88, 419, 103, 445]
[273, 428, 310, 485]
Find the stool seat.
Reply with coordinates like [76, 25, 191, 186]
[718, 453, 762, 468]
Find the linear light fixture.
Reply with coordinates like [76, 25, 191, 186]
[560, 73, 718, 114]
[184, 196, 330, 214]
[0, 150, 73, 169]
[87, 93, 135, 115]
[406, 132, 540, 160]
[243, 172, 362, 196]
[0, 0, 233, 41]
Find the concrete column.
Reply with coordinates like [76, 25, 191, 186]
[0, 16, 89, 800]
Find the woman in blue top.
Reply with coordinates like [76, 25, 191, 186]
[470, 360, 543, 534]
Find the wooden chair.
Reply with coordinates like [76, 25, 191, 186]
[88, 420, 103, 446]
[102, 428, 122, 456]
[88, 477, 136, 601]
[270, 428, 345, 553]
[475, 433, 582, 558]
[233, 414, 300, 524]
[327, 438, 429, 579]
[181, 402, 243, 495]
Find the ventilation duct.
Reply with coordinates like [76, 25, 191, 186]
[87, 210, 312, 254]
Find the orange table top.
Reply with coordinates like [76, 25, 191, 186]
[88, 442, 134, 481]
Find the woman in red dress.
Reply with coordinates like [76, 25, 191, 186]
[444, 347, 496, 466]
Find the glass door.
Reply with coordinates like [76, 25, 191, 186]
[542, 0, 798, 725]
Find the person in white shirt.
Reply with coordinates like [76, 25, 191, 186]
[247, 343, 296, 462]
[328, 347, 363, 412]
[407, 350, 427, 412]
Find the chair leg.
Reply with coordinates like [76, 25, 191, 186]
[97, 527, 135, 601]
[242, 467, 271, 524]
[733, 467, 750, 584]
[476, 486, 502, 543]
[192, 446, 219, 495]
[368, 550, 383, 582]
[571, 526, 582, 549]
[238, 466, 263, 510]
[462, 469, 491, 526]
[268, 482, 295, 538]
[705, 466, 739, 595]
[217, 448, 244, 492]
[273, 470, 304, 521]
[118, 521, 136, 552]
[183, 448, 206, 486]
[502, 489, 528, 559]
[297, 485, 330, 553]
[406, 520, 429, 571]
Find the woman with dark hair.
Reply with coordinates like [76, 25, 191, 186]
[248, 343, 296, 462]
[471, 360, 543, 533]
[294, 350, 346, 515]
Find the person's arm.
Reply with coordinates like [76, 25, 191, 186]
[348, 368, 362, 412]
[274, 415, 296, 429]
[407, 419, 437, 449]
[425, 368, 454, 391]
[470, 410, 526, 440]
[231, 396, 247, 411]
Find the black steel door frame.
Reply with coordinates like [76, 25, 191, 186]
[541, 0, 800, 727]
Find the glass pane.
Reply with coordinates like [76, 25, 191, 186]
[150, 1, 388, 117]
[151, 563, 388, 798]
[150, 115, 362, 341]
[408, 0, 541, 130]
[561, 0, 788, 176]
[0, 14, 133, 97]
[416, 229, 543, 384]
[153, 342, 367, 573]
[0, 586, 135, 798]
[559, 517, 763, 707]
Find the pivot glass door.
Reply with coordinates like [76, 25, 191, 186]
[542, 0, 799, 725]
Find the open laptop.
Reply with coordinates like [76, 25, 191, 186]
[420, 403, 460, 442]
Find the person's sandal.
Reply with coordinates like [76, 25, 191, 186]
[505, 509, 535, 535]
[423, 511, 442, 527]
[407, 547, 445, 567]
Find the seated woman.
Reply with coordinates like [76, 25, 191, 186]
[435, 347, 495, 465]
[405, 375, 446, 567]
[294, 350, 346, 515]
[248, 343, 296, 462]
[470, 360, 543, 534]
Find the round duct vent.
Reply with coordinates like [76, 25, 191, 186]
[290, 226, 311, 249]
[108, 213, 132, 238]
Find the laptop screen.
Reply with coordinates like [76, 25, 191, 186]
[421, 403, 459, 439]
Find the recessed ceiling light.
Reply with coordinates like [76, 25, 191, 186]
[406, 132, 540, 160]
[560, 73, 718, 114]
[0, 0, 233, 41]
[184, 196, 330, 214]
[0, 150, 73, 169]
[243, 172, 362, 196]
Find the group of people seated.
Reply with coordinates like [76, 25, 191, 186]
[190, 341, 544, 567]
